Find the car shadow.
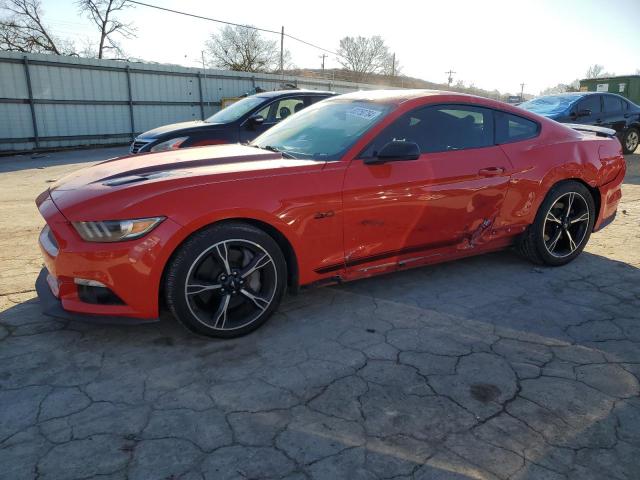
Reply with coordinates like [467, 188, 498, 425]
[1, 249, 639, 477]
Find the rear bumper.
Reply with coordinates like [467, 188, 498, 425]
[594, 162, 625, 231]
[36, 268, 158, 325]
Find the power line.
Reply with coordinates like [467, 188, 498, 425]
[284, 33, 340, 57]
[127, 0, 341, 57]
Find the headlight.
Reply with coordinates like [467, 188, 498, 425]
[72, 217, 165, 242]
[150, 137, 188, 152]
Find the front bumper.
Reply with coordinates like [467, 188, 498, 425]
[36, 190, 182, 321]
[35, 268, 158, 325]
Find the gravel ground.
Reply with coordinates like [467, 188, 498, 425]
[0, 146, 639, 480]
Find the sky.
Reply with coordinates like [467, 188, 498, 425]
[39, 0, 640, 95]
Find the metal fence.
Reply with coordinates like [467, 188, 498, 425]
[0, 52, 395, 153]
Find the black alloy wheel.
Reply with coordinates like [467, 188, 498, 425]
[517, 181, 595, 266]
[166, 223, 287, 338]
[542, 191, 590, 258]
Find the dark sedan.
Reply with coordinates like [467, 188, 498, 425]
[131, 89, 336, 154]
[519, 92, 640, 153]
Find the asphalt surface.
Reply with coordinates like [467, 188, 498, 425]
[0, 145, 639, 480]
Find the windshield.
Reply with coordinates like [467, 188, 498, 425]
[205, 96, 265, 123]
[519, 95, 581, 116]
[251, 99, 392, 160]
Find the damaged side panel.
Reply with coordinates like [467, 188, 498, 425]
[341, 145, 517, 280]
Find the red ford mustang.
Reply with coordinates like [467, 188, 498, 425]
[36, 90, 626, 338]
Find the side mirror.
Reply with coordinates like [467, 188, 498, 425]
[247, 115, 264, 129]
[573, 109, 592, 118]
[365, 141, 421, 165]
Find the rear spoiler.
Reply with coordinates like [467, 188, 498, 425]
[565, 123, 617, 138]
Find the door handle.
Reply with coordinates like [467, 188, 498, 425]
[478, 167, 505, 177]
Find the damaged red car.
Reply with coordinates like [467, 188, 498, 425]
[36, 90, 626, 338]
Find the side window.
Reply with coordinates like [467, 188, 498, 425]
[577, 96, 602, 115]
[309, 95, 327, 105]
[360, 104, 494, 157]
[603, 95, 623, 113]
[495, 111, 539, 144]
[254, 103, 272, 120]
[275, 98, 305, 120]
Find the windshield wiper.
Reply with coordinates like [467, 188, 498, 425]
[261, 145, 297, 159]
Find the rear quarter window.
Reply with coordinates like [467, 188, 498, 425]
[495, 111, 539, 144]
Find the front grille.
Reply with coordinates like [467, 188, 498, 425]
[130, 140, 150, 154]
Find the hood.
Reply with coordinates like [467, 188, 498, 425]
[48, 144, 323, 219]
[139, 120, 224, 139]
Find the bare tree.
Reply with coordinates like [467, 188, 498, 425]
[0, 0, 71, 54]
[382, 53, 402, 77]
[76, 0, 135, 59]
[205, 25, 289, 73]
[585, 64, 613, 79]
[336, 36, 391, 79]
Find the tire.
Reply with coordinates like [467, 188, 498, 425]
[165, 222, 287, 338]
[622, 127, 639, 154]
[516, 181, 595, 266]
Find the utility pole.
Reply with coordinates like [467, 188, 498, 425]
[320, 54, 327, 73]
[280, 26, 284, 82]
[201, 51, 209, 112]
[445, 69, 456, 88]
[520, 82, 525, 101]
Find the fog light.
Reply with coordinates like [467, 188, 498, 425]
[74, 279, 125, 305]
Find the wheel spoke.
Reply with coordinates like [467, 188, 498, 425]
[566, 229, 577, 252]
[186, 282, 222, 295]
[239, 252, 273, 278]
[212, 242, 231, 274]
[564, 192, 575, 217]
[213, 294, 231, 329]
[240, 288, 270, 311]
[547, 228, 563, 252]
[570, 212, 589, 224]
[546, 211, 562, 224]
[185, 239, 278, 331]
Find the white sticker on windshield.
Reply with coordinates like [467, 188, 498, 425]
[347, 107, 383, 120]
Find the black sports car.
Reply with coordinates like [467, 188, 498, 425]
[131, 89, 336, 154]
[520, 92, 640, 154]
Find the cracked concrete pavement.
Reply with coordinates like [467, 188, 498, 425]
[0, 146, 639, 480]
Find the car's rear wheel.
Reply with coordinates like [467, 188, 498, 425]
[165, 223, 287, 338]
[517, 181, 595, 266]
[622, 127, 639, 154]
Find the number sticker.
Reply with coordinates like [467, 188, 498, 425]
[347, 107, 383, 120]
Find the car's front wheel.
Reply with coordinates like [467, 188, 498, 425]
[165, 223, 287, 338]
[622, 127, 639, 154]
[517, 181, 595, 266]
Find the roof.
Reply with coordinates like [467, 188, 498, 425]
[255, 89, 335, 98]
[534, 92, 589, 98]
[333, 89, 476, 104]
[534, 91, 629, 100]
[580, 75, 640, 82]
